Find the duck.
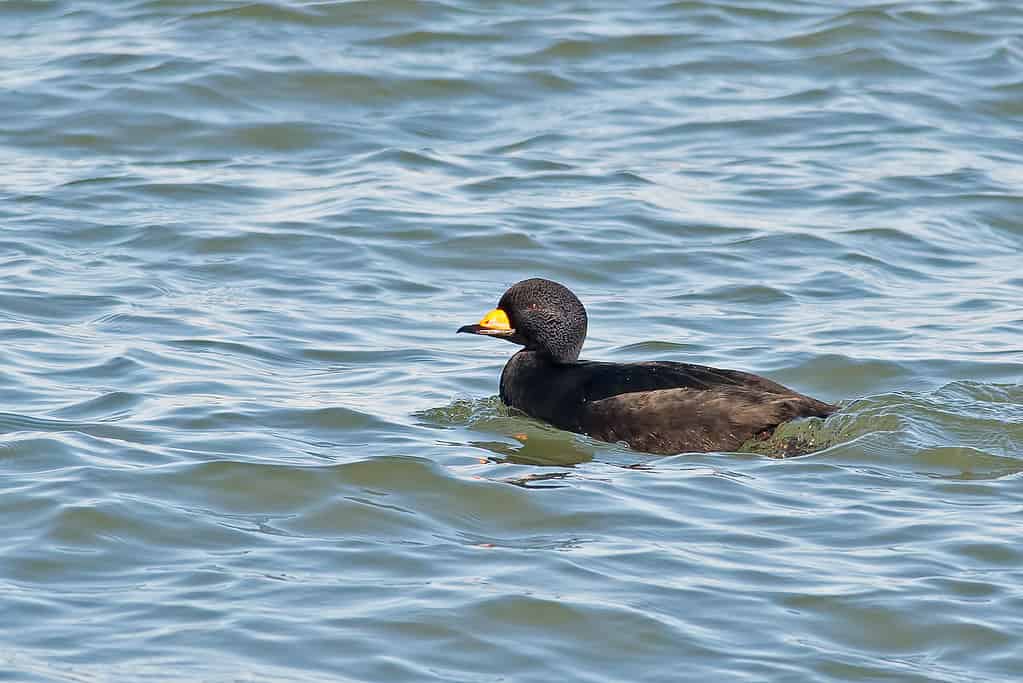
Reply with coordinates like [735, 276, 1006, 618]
[458, 278, 836, 455]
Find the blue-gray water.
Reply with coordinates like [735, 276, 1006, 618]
[2, 1, 1022, 681]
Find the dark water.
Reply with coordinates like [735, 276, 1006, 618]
[2, 1, 1022, 681]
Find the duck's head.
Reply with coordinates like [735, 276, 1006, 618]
[458, 278, 588, 363]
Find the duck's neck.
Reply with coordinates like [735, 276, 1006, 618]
[499, 350, 550, 407]
[502, 349, 586, 420]
[527, 338, 583, 364]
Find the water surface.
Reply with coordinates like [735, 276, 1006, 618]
[1, 1, 1022, 681]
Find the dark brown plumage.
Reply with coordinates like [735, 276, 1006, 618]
[458, 278, 836, 455]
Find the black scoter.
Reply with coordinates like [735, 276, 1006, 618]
[458, 278, 836, 455]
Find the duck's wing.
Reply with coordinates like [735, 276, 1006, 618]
[575, 360, 816, 403]
[581, 384, 833, 455]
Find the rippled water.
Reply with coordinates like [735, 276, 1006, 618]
[2, 1, 1022, 681]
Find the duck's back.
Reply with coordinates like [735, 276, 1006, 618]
[500, 351, 835, 454]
